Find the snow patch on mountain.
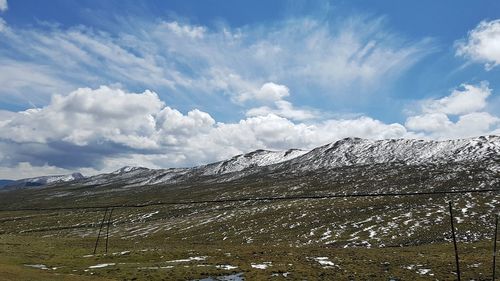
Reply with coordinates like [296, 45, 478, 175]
[19, 172, 85, 185]
[199, 148, 308, 176]
[0, 172, 85, 190]
[83, 166, 189, 187]
[285, 135, 500, 171]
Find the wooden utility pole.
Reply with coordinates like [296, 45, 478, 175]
[493, 214, 498, 281]
[93, 208, 108, 255]
[105, 208, 114, 254]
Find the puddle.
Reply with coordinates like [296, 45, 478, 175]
[194, 273, 244, 281]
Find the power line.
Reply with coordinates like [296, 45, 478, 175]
[0, 188, 498, 212]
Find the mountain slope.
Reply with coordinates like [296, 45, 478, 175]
[0, 179, 15, 188]
[11, 136, 500, 190]
[0, 137, 498, 281]
[276, 135, 500, 172]
[0, 172, 85, 190]
[196, 148, 307, 176]
[77, 148, 308, 187]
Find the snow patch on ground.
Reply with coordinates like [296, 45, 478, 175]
[24, 264, 48, 270]
[89, 263, 115, 269]
[166, 256, 207, 263]
[216, 264, 238, 270]
[251, 262, 272, 269]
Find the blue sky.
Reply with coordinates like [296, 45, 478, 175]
[1, 0, 500, 178]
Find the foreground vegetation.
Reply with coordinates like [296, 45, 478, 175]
[0, 233, 496, 280]
[0, 161, 498, 280]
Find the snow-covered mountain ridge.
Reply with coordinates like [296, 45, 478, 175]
[75, 135, 500, 188]
[281, 135, 500, 171]
[198, 148, 308, 176]
[78, 148, 308, 187]
[5, 136, 500, 189]
[0, 172, 84, 190]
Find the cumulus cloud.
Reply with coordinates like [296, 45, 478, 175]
[456, 19, 500, 70]
[2, 86, 163, 148]
[406, 113, 452, 132]
[243, 82, 319, 121]
[0, 0, 7, 12]
[0, 85, 414, 178]
[407, 112, 499, 139]
[246, 100, 319, 121]
[238, 82, 290, 103]
[421, 82, 491, 115]
[405, 82, 500, 138]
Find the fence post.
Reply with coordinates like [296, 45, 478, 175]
[93, 208, 108, 255]
[448, 201, 461, 281]
[493, 214, 498, 281]
[105, 208, 114, 254]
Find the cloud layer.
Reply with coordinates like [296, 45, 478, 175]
[0, 86, 412, 178]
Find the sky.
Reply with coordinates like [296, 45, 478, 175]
[1, 0, 500, 179]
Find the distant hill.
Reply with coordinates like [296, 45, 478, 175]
[0, 179, 15, 188]
[0, 173, 84, 191]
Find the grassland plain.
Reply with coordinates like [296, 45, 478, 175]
[0, 161, 499, 280]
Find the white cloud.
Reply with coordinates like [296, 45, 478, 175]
[406, 113, 452, 132]
[238, 82, 290, 103]
[246, 100, 318, 121]
[406, 112, 499, 139]
[0, 162, 80, 180]
[0, 59, 73, 106]
[157, 107, 215, 137]
[1, 86, 164, 148]
[0, 17, 6, 32]
[0, 0, 7, 12]
[421, 82, 491, 115]
[456, 19, 500, 70]
[162, 21, 206, 39]
[405, 82, 500, 139]
[244, 82, 319, 121]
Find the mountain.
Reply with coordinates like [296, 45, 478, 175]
[76, 148, 307, 188]
[197, 148, 307, 176]
[80, 166, 189, 187]
[69, 135, 500, 189]
[0, 172, 85, 190]
[3, 136, 498, 191]
[274, 135, 500, 171]
[0, 179, 15, 188]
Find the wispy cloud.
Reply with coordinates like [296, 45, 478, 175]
[0, 15, 433, 110]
